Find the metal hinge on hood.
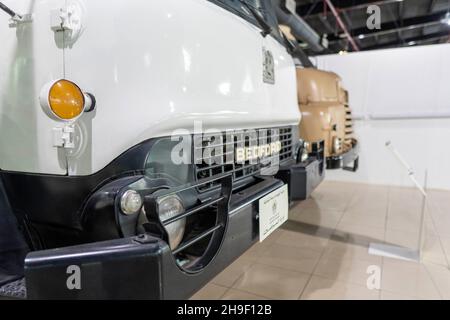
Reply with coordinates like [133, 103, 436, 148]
[0, 1, 33, 27]
[50, 2, 83, 42]
[53, 125, 75, 149]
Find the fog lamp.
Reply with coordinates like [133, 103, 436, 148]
[158, 195, 186, 250]
[120, 190, 143, 215]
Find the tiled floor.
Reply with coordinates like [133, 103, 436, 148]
[191, 181, 450, 300]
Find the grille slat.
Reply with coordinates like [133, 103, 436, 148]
[344, 106, 354, 148]
[195, 127, 293, 191]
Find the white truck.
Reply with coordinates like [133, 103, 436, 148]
[0, 0, 324, 299]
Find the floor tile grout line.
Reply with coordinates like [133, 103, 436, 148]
[312, 266, 382, 289]
[253, 260, 319, 276]
[383, 186, 391, 242]
[227, 258, 257, 289]
[218, 183, 450, 300]
[423, 262, 445, 300]
[342, 185, 387, 300]
[228, 262, 312, 300]
[296, 273, 314, 300]
[309, 273, 382, 299]
[218, 285, 272, 300]
[380, 256, 386, 300]
[224, 235, 282, 294]
[287, 201, 336, 299]
[301, 186, 402, 298]
[288, 199, 343, 300]
[218, 288, 231, 300]
[425, 199, 450, 269]
[311, 273, 378, 290]
[215, 264, 251, 294]
[258, 239, 328, 254]
[215, 284, 232, 300]
[337, 185, 361, 227]
[297, 237, 332, 300]
[296, 187, 352, 299]
[380, 289, 423, 300]
[378, 186, 391, 299]
[192, 283, 228, 300]
[384, 188, 449, 300]
[224, 236, 309, 300]
[223, 286, 280, 300]
[235, 260, 313, 283]
[330, 190, 352, 235]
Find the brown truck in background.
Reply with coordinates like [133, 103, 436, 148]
[297, 68, 359, 172]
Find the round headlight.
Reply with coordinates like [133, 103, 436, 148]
[120, 190, 143, 215]
[301, 148, 309, 162]
[301, 141, 310, 162]
[158, 195, 186, 250]
[297, 140, 310, 163]
[333, 137, 342, 154]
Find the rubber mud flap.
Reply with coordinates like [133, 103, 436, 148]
[0, 176, 29, 295]
[0, 278, 26, 299]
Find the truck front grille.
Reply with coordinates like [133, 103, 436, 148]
[194, 127, 294, 191]
[344, 106, 354, 147]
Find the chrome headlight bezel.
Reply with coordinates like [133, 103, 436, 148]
[157, 195, 186, 250]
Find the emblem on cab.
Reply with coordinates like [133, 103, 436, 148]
[263, 47, 275, 84]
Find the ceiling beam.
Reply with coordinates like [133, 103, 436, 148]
[297, 0, 403, 17]
[392, 1, 405, 43]
[421, 0, 437, 36]
[397, 0, 404, 27]
[402, 35, 449, 47]
[363, 30, 450, 50]
[427, 0, 437, 13]
[318, 14, 337, 34]
[303, 0, 322, 17]
[323, 0, 360, 51]
[326, 9, 449, 41]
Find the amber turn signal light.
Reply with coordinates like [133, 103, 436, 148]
[40, 79, 94, 121]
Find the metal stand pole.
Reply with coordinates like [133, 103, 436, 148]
[417, 171, 427, 262]
[368, 142, 427, 262]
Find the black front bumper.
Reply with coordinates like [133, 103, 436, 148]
[23, 177, 284, 300]
[326, 140, 359, 172]
[276, 141, 326, 202]
[1, 135, 325, 299]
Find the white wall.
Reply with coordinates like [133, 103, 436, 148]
[325, 118, 450, 191]
[313, 44, 450, 191]
[314, 44, 450, 120]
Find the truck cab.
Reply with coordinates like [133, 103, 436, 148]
[297, 67, 359, 171]
[0, 0, 324, 299]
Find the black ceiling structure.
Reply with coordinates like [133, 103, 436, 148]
[290, 0, 450, 54]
